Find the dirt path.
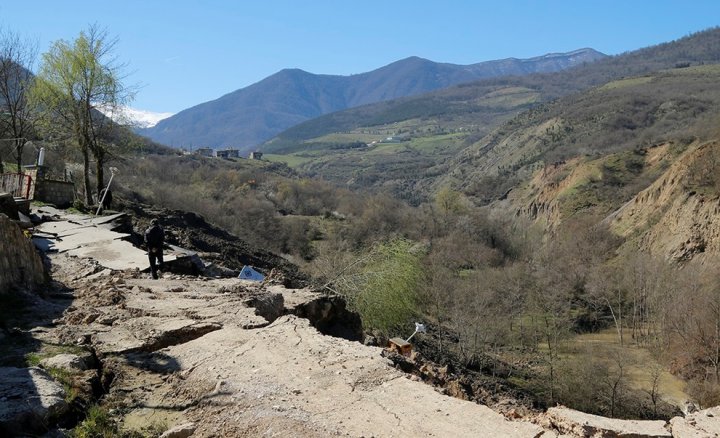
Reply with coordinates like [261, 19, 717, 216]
[43, 251, 547, 437]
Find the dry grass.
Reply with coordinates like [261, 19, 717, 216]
[569, 329, 688, 406]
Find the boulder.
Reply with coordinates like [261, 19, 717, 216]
[159, 422, 196, 438]
[40, 353, 89, 372]
[244, 292, 284, 323]
[0, 193, 19, 220]
[670, 406, 720, 437]
[0, 213, 47, 291]
[0, 367, 68, 435]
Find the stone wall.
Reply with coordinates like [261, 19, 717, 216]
[0, 214, 46, 292]
[35, 180, 75, 208]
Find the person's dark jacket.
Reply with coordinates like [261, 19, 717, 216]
[100, 188, 112, 209]
[144, 224, 164, 249]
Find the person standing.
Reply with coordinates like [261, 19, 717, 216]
[144, 218, 164, 279]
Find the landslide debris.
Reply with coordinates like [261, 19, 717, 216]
[3, 203, 719, 437]
[117, 201, 308, 287]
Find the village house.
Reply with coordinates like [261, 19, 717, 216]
[195, 147, 214, 157]
[216, 148, 241, 159]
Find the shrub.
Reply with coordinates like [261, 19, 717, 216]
[333, 239, 424, 337]
[72, 405, 118, 438]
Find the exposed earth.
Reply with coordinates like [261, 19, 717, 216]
[1, 206, 718, 437]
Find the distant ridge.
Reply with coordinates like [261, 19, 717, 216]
[139, 49, 606, 152]
[265, 27, 720, 154]
[252, 27, 720, 203]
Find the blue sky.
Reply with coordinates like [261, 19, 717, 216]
[1, 1, 718, 114]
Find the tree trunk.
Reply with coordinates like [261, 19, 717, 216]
[606, 297, 623, 346]
[82, 145, 92, 205]
[15, 138, 24, 173]
[715, 317, 720, 383]
[618, 290, 624, 346]
[545, 316, 556, 404]
[95, 152, 104, 201]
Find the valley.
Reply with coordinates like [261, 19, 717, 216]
[3, 19, 720, 438]
[0, 202, 715, 437]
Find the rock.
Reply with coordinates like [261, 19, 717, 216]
[82, 311, 101, 324]
[159, 422, 196, 438]
[96, 314, 118, 325]
[547, 407, 671, 438]
[670, 406, 720, 437]
[682, 399, 698, 415]
[0, 367, 68, 435]
[0, 214, 46, 291]
[203, 263, 237, 278]
[40, 353, 88, 372]
[245, 292, 284, 323]
[505, 408, 522, 419]
[363, 334, 378, 346]
[0, 193, 19, 220]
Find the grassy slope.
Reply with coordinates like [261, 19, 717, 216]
[263, 86, 540, 203]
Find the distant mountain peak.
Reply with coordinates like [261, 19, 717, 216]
[397, 55, 432, 62]
[140, 48, 607, 151]
[276, 67, 311, 75]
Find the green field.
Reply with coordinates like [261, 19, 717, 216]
[263, 153, 315, 167]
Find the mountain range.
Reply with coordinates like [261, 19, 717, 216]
[138, 49, 606, 152]
[256, 27, 720, 205]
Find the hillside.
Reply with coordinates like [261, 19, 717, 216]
[609, 140, 720, 261]
[259, 28, 720, 201]
[138, 49, 605, 151]
[265, 84, 541, 203]
[442, 64, 720, 209]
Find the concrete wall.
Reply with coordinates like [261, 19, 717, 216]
[0, 214, 46, 292]
[35, 180, 75, 208]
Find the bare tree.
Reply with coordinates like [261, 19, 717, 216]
[587, 261, 629, 346]
[645, 364, 663, 418]
[0, 28, 37, 174]
[662, 261, 720, 404]
[601, 352, 630, 417]
[449, 269, 517, 370]
[528, 256, 574, 405]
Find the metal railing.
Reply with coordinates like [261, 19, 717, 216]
[0, 173, 34, 199]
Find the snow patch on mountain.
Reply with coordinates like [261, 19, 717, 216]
[99, 106, 174, 128]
